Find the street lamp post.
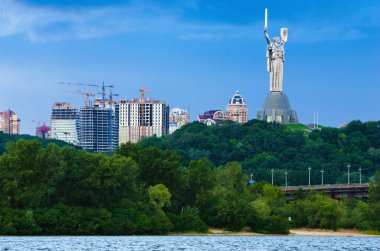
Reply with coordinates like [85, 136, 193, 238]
[320, 170, 324, 186]
[358, 167, 362, 184]
[285, 171, 288, 188]
[308, 167, 311, 187]
[271, 168, 274, 185]
[347, 164, 350, 186]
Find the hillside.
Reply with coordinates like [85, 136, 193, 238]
[0, 120, 379, 235]
[140, 119, 380, 185]
[0, 132, 77, 154]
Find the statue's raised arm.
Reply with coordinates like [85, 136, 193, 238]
[264, 26, 271, 45]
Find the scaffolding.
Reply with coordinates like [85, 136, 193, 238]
[60, 81, 119, 152]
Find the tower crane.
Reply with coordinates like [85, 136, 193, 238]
[139, 87, 151, 100]
[62, 89, 96, 107]
[32, 118, 42, 127]
[59, 81, 118, 151]
[60, 81, 116, 105]
[109, 88, 119, 101]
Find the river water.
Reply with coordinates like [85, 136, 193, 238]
[0, 236, 379, 250]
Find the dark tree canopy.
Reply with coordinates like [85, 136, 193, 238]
[0, 120, 379, 235]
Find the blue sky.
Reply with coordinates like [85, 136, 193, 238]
[0, 0, 379, 134]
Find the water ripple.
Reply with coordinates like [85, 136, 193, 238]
[0, 236, 379, 251]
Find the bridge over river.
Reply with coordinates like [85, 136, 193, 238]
[281, 183, 370, 200]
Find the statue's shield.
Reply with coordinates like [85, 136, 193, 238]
[281, 28, 288, 42]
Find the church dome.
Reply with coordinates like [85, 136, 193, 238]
[229, 90, 246, 105]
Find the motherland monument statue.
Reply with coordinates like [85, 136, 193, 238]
[264, 7, 287, 92]
[257, 8, 298, 124]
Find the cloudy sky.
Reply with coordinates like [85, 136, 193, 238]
[0, 0, 379, 134]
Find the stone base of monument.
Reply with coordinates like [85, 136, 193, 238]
[256, 91, 298, 124]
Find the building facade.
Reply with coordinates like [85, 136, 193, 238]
[36, 124, 51, 139]
[169, 108, 190, 134]
[226, 90, 248, 124]
[119, 98, 169, 144]
[198, 110, 225, 126]
[78, 100, 119, 152]
[0, 110, 21, 134]
[51, 102, 79, 145]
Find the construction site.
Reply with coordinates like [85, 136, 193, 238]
[48, 83, 169, 152]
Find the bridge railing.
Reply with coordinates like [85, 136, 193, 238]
[281, 183, 369, 191]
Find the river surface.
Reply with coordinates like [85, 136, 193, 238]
[0, 236, 379, 250]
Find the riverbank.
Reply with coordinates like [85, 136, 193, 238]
[289, 228, 379, 237]
[170, 228, 379, 237]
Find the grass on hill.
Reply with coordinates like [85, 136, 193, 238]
[285, 123, 311, 133]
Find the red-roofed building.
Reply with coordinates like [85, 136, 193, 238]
[197, 110, 225, 126]
[36, 124, 51, 139]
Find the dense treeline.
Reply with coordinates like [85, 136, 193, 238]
[0, 132, 77, 155]
[140, 120, 380, 186]
[0, 120, 379, 235]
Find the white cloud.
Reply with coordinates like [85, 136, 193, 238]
[0, 0, 378, 43]
[0, 0, 179, 42]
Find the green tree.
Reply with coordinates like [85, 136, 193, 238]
[369, 171, 380, 203]
[148, 184, 171, 209]
[188, 158, 215, 208]
[215, 190, 249, 231]
[170, 207, 208, 233]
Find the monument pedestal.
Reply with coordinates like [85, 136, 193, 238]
[256, 91, 298, 124]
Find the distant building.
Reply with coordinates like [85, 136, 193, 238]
[0, 109, 21, 134]
[79, 99, 119, 152]
[198, 110, 225, 126]
[169, 108, 190, 134]
[119, 89, 169, 144]
[226, 90, 248, 124]
[51, 102, 79, 145]
[36, 124, 51, 139]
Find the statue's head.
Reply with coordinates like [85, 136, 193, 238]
[273, 36, 280, 45]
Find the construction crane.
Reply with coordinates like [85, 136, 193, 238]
[98, 81, 114, 107]
[62, 90, 96, 107]
[139, 87, 151, 100]
[109, 88, 119, 101]
[59, 81, 117, 151]
[32, 118, 42, 127]
[60, 81, 115, 105]
[59, 82, 85, 87]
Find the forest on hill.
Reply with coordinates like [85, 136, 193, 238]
[140, 120, 380, 186]
[0, 132, 75, 154]
[0, 120, 379, 235]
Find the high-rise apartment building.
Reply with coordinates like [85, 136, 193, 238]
[169, 108, 190, 134]
[79, 100, 119, 152]
[226, 90, 248, 124]
[0, 110, 21, 134]
[51, 102, 79, 145]
[119, 90, 169, 144]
